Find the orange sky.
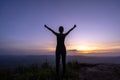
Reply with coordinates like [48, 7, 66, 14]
[29, 41, 120, 55]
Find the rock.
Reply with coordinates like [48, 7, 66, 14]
[79, 64, 120, 80]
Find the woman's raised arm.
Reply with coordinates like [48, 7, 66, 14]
[65, 25, 76, 36]
[44, 25, 57, 35]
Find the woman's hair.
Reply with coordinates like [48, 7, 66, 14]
[59, 26, 64, 33]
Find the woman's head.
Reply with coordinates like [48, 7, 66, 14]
[59, 26, 64, 33]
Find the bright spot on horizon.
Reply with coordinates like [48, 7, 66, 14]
[78, 46, 94, 54]
[77, 45, 93, 50]
[71, 43, 99, 54]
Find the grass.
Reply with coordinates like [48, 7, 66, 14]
[0, 61, 81, 80]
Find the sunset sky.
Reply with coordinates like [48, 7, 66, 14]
[0, 0, 120, 56]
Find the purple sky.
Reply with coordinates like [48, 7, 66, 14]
[0, 0, 120, 56]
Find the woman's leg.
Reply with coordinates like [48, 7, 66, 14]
[56, 52, 60, 76]
[62, 51, 66, 75]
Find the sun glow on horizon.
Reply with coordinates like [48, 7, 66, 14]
[70, 45, 98, 54]
[28, 41, 120, 55]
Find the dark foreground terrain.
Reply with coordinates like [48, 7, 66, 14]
[0, 62, 120, 80]
[78, 63, 120, 80]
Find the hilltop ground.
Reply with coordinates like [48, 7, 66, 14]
[0, 62, 120, 80]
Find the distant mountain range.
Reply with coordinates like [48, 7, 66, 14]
[0, 55, 120, 69]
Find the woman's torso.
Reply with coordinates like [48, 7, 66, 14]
[56, 33, 66, 51]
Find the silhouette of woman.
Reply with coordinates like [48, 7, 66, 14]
[44, 25, 76, 75]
